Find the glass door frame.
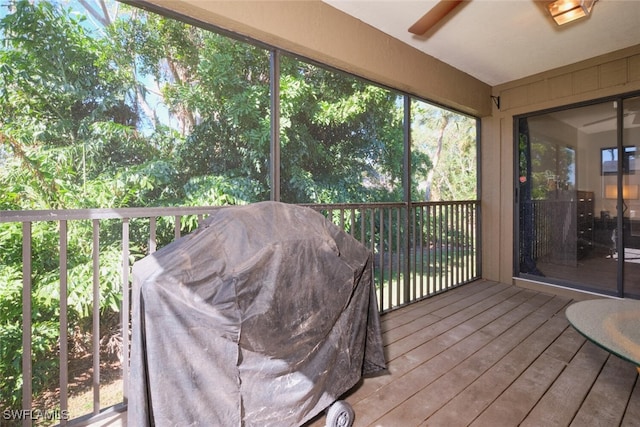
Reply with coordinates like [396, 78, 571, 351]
[514, 91, 640, 298]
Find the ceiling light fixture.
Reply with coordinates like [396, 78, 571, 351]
[547, 0, 597, 26]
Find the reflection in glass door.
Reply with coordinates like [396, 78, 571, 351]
[517, 98, 640, 298]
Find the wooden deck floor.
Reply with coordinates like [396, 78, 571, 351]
[92, 280, 639, 427]
[307, 280, 640, 427]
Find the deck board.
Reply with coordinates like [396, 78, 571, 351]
[570, 355, 638, 427]
[427, 314, 581, 426]
[383, 284, 525, 362]
[307, 280, 639, 427]
[519, 339, 608, 427]
[372, 293, 568, 425]
[622, 379, 640, 427]
[349, 287, 538, 425]
[466, 321, 576, 426]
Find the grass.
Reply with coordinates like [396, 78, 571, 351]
[66, 378, 123, 421]
[32, 356, 123, 425]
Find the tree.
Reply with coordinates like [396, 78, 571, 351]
[411, 101, 476, 201]
[0, 0, 476, 411]
[0, 0, 148, 407]
[279, 58, 405, 203]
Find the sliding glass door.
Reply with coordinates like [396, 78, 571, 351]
[622, 97, 640, 296]
[517, 95, 640, 298]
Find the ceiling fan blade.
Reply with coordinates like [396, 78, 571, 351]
[408, 0, 464, 35]
[583, 114, 616, 127]
[583, 112, 637, 127]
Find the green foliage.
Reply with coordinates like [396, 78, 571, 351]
[0, 1, 133, 147]
[0, 266, 22, 407]
[0, 0, 477, 412]
[279, 58, 405, 203]
[0, 264, 59, 408]
[411, 101, 477, 201]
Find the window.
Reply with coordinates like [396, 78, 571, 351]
[601, 146, 637, 175]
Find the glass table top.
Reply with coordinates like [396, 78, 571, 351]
[566, 299, 640, 367]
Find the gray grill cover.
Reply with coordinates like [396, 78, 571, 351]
[128, 201, 386, 426]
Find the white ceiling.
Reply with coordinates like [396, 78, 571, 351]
[324, 0, 640, 86]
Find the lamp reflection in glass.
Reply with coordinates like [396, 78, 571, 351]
[605, 184, 640, 200]
[547, 0, 596, 26]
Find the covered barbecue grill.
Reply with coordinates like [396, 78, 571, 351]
[128, 201, 386, 426]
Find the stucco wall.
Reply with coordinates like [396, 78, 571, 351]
[486, 45, 640, 285]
